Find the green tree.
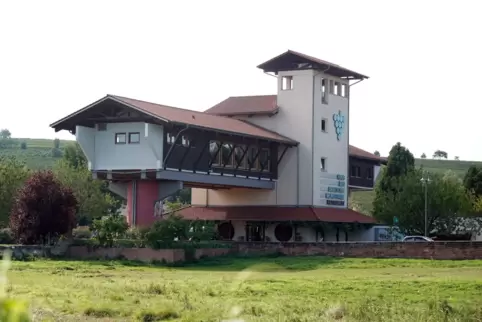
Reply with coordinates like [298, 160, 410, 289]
[374, 150, 380, 157]
[54, 160, 119, 224]
[373, 142, 415, 218]
[53, 138, 60, 149]
[92, 213, 128, 247]
[0, 129, 11, 139]
[421, 153, 426, 159]
[20, 142, 27, 150]
[63, 142, 87, 169]
[463, 165, 482, 197]
[0, 157, 30, 226]
[374, 169, 476, 236]
[433, 150, 448, 159]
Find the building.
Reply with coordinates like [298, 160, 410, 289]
[50, 50, 385, 242]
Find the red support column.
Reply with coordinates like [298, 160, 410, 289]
[126, 180, 160, 227]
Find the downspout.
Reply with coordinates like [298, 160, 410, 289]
[297, 146, 300, 205]
[347, 79, 365, 207]
[132, 181, 137, 225]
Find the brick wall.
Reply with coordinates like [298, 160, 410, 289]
[236, 241, 482, 260]
[66, 241, 482, 263]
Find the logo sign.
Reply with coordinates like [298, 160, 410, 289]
[333, 111, 345, 141]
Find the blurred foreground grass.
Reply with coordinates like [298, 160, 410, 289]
[8, 256, 482, 321]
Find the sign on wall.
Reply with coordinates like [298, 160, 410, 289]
[333, 111, 345, 141]
[319, 172, 346, 207]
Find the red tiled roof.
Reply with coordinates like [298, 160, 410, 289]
[50, 95, 298, 145]
[257, 50, 368, 80]
[176, 206, 376, 224]
[205, 95, 278, 116]
[348, 146, 384, 162]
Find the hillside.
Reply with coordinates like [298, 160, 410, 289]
[0, 138, 74, 169]
[350, 158, 482, 214]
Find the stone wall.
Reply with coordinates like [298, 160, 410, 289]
[66, 241, 482, 263]
[236, 241, 482, 260]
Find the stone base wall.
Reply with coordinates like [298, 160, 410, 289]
[66, 242, 482, 263]
[236, 241, 482, 260]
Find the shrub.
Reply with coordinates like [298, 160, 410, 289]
[145, 214, 216, 249]
[92, 213, 128, 247]
[9, 171, 77, 245]
[72, 226, 92, 239]
[0, 228, 14, 244]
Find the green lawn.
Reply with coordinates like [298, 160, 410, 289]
[8, 256, 482, 321]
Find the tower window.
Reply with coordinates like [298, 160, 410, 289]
[320, 158, 326, 171]
[321, 78, 328, 104]
[334, 82, 340, 95]
[341, 84, 349, 98]
[321, 119, 327, 132]
[281, 76, 293, 90]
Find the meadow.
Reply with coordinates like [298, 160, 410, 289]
[8, 256, 482, 321]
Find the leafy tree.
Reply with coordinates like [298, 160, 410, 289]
[0, 129, 13, 149]
[454, 156, 460, 160]
[374, 150, 380, 157]
[374, 169, 476, 236]
[433, 150, 448, 159]
[20, 142, 27, 150]
[54, 160, 120, 224]
[0, 129, 11, 139]
[421, 153, 426, 159]
[51, 148, 62, 158]
[463, 166, 482, 197]
[373, 142, 415, 218]
[92, 213, 128, 247]
[9, 170, 77, 244]
[63, 142, 87, 169]
[53, 138, 60, 149]
[0, 157, 29, 226]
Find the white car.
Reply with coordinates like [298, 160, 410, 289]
[402, 236, 434, 242]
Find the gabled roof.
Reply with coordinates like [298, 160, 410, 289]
[257, 50, 368, 80]
[176, 206, 376, 224]
[50, 95, 298, 145]
[205, 95, 278, 116]
[349, 146, 386, 163]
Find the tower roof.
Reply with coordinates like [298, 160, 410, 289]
[257, 50, 368, 80]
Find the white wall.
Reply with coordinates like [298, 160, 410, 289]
[313, 74, 349, 208]
[76, 122, 163, 171]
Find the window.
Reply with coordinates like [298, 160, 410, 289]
[329, 80, 334, 94]
[221, 144, 234, 167]
[321, 119, 327, 132]
[247, 146, 259, 169]
[258, 148, 270, 171]
[320, 158, 326, 171]
[334, 82, 340, 95]
[128, 132, 140, 144]
[366, 167, 373, 179]
[115, 133, 126, 144]
[341, 84, 349, 98]
[321, 78, 327, 104]
[234, 146, 247, 169]
[351, 166, 361, 177]
[181, 135, 190, 147]
[166, 133, 176, 144]
[281, 76, 293, 90]
[209, 141, 221, 165]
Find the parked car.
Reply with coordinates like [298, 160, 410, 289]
[402, 236, 434, 242]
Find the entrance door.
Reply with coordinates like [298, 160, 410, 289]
[246, 222, 265, 242]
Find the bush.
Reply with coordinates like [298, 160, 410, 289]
[72, 226, 92, 239]
[0, 228, 13, 244]
[145, 214, 216, 249]
[125, 227, 149, 247]
[9, 170, 77, 245]
[92, 214, 128, 247]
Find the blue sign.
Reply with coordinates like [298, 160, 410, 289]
[333, 111, 345, 141]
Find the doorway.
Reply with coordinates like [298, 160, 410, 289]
[245, 222, 265, 241]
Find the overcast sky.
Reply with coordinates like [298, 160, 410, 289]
[1, 1, 481, 160]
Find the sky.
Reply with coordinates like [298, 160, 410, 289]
[1, 1, 481, 160]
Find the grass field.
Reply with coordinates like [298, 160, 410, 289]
[8, 256, 482, 321]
